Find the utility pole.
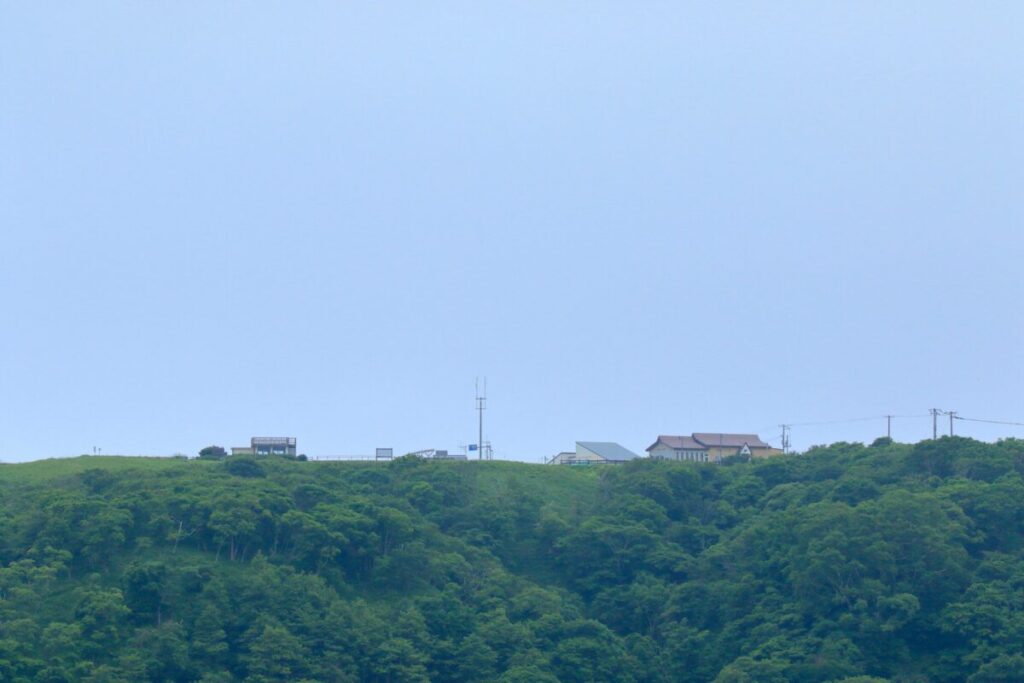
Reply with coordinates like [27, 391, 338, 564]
[949, 410, 957, 436]
[885, 415, 893, 439]
[930, 408, 941, 439]
[780, 425, 791, 455]
[476, 378, 486, 461]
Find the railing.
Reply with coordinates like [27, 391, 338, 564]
[308, 454, 390, 462]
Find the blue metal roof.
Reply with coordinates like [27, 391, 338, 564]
[576, 441, 641, 461]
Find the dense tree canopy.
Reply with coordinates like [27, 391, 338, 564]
[198, 447, 228, 461]
[1, 437, 1023, 681]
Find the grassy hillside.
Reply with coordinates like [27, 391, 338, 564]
[0, 454, 201, 483]
[2, 439, 1024, 682]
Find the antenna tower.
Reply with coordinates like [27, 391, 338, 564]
[476, 378, 487, 461]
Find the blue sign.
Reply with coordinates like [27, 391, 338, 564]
[469, 444, 478, 451]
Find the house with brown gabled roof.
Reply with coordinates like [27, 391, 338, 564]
[646, 433, 782, 463]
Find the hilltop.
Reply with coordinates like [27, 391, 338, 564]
[2, 437, 1024, 682]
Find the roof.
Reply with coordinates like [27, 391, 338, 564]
[252, 437, 297, 446]
[577, 442, 641, 461]
[692, 433, 772, 449]
[646, 435, 706, 452]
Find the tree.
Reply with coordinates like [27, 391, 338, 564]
[243, 621, 311, 683]
[3, 438, 1024, 682]
[969, 654, 1024, 683]
[74, 587, 132, 659]
[190, 604, 230, 665]
[121, 622, 192, 682]
[369, 638, 430, 683]
[199, 446, 227, 460]
[122, 561, 169, 625]
[499, 666, 560, 683]
[713, 656, 788, 683]
[225, 458, 265, 478]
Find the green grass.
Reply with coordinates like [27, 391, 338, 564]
[0, 454, 203, 484]
[0, 456, 600, 511]
[458, 459, 600, 512]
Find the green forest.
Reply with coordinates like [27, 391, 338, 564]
[2, 437, 1024, 682]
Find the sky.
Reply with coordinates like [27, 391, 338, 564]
[1, 3, 1022, 463]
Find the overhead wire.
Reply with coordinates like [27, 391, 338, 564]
[736, 413, 1018, 451]
[787, 415, 925, 428]
[954, 415, 1024, 427]
[755, 414, 929, 444]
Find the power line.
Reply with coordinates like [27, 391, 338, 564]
[955, 415, 1024, 427]
[757, 414, 928, 446]
[769, 414, 930, 451]
[788, 415, 922, 428]
[749, 411, 1020, 452]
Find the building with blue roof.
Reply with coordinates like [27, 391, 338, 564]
[547, 441, 641, 465]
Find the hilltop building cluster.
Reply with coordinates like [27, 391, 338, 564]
[547, 432, 782, 466]
[219, 439, 461, 462]
[213, 432, 781, 466]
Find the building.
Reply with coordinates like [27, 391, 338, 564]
[549, 451, 576, 464]
[645, 435, 709, 462]
[548, 441, 641, 465]
[252, 437, 297, 456]
[430, 449, 467, 461]
[646, 433, 781, 463]
[232, 437, 297, 457]
[408, 448, 469, 461]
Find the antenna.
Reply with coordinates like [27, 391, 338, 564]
[476, 378, 487, 461]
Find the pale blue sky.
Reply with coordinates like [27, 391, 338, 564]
[2, 3, 1022, 462]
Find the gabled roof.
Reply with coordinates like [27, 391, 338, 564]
[692, 433, 772, 449]
[577, 442, 641, 462]
[646, 435, 707, 452]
